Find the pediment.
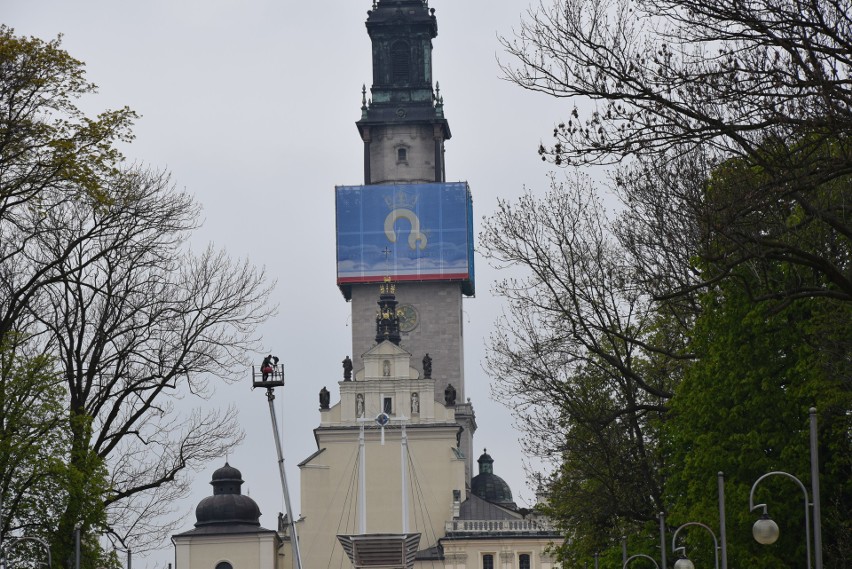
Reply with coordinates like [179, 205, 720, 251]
[359, 340, 416, 381]
[362, 340, 411, 358]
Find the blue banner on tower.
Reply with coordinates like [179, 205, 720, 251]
[335, 182, 474, 295]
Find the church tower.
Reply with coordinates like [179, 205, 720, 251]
[356, 0, 450, 186]
[336, 0, 476, 481]
[174, 6, 563, 569]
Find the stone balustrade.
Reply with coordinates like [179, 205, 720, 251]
[444, 519, 558, 535]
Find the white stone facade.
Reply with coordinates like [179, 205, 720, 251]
[173, 533, 282, 569]
[297, 339, 467, 569]
[367, 124, 441, 184]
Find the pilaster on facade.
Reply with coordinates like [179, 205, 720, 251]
[454, 400, 477, 487]
[443, 549, 469, 569]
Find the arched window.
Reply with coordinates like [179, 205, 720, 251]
[483, 554, 494, 569]
[215, 562, 233, 569]
[391, 41, 410, 83]
[397, 147, 407, 162]
[519, 554, 531, 569]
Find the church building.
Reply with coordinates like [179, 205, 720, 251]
[172, 2, 561, 569]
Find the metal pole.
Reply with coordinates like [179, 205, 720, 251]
[358, 422, 367, 534]
[0, 498, 4, 569]
[401, 423, 409, 533]
[809, 408, 823, 569]
[621, 537, 627, 565]
[718, 472, 727, 569]
[266, 390, 303, 569]
[74, 527, 80, 569]
[659, 512, 667, 569]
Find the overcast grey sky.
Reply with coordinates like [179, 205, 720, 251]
[4, 1, 574, 566]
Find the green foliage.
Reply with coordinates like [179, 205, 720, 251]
[0, 337, 116, 568]
[0, 27, 132, 564]
[499, 1, 850, 565]
[0, 25, 136, 209]
[1, 27, 271, 565]
[52, 417, 112, 569]
[540, 353, 669, 565]
[701, 146, 852, 303]
[485, 152, 849, 567]
[665, 282, 851, 568]
[0, 337, 67, 539]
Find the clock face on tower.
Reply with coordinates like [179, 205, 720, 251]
[398, 304, 418, 332]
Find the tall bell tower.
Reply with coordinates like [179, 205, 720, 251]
[335, 0, 476, 482]
[356, 0, 450, 185]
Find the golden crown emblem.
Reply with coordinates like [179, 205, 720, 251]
[384, 190, 418, 210]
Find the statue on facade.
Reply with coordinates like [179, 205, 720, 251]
[411, 392, 419, 414]
[319, 387, 330, 409]
[356, 393, 365, 417]
[444, 383, 456, 406]
[342, 355, 353, 381]
[422, 353, 432, 379]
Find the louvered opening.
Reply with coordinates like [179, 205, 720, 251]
[391, 42, 410, 84]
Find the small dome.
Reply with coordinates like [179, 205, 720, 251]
[212, 462, 242, 482]
[195, 494, 261, 527]
[471, 450, 515, 509]
[478, 451, 494, 470]
[194, 463, 261, 527]
[210, 463, 243, 495]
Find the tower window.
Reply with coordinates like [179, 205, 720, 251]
[483, 554, 494, 569]
[384, 397, 393, 414]
[215, 563, 233, 569]
[397, 147, 407, 162]
[391, 41, 410, 83]
[519, 554, 531, 569]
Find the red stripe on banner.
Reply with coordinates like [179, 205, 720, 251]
[338, 273, 471, 284]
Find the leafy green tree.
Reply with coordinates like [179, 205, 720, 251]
[663, 154, 850, 566]
[0, 336, 68, 539]
[494, 1, 850, 565]
[665, 279, 851, 568]
[0, 335, 114, 569]
[1, 28, 274, 565]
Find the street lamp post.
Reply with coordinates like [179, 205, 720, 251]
[748, 407, 823, 569]
[658, 473, 728, 569]
[622, 554, 660, 569]
[0, 536, 52, 568]
[671, 522, 720, 569]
